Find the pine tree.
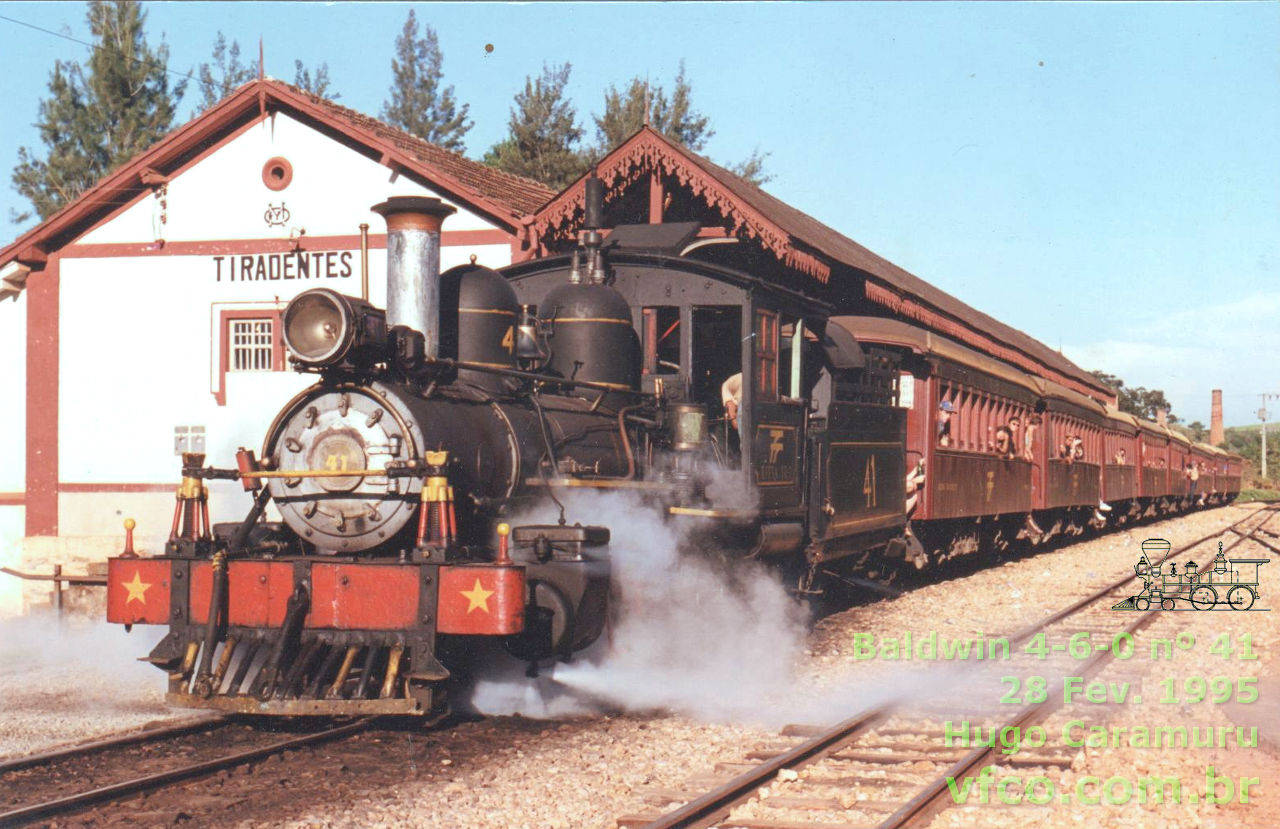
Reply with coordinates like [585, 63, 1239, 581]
[483, 63, 586, 190]
[727, 148, 774, 186]
[12, 0, 186, 222]
[294, 60, 338, 99]
[196, 32, 255, 112]
[381, 10, 471, 152]
[591, 62, 771, 185]
[594, 62, 712, 153]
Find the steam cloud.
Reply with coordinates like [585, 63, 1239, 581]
[0, 611, 174, 757]
[468, 490, 809, 723]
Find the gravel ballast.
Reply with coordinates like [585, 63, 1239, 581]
[2, 506, 1273, 828]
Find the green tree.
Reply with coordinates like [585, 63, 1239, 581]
[1222, 425, 1279, 483]
[483, 63, 586, 190]
[294, 60, 337, 99]
[727, 148, 774, 186]
[1090, 370, 1180, 424]
[12, 0, 185, 222]
[196, 32, 255, 112]
[594, 63, 712, 153]
[381, 10, 471, 152]
[591, 62, 771, 185]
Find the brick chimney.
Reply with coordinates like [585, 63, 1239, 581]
[1155, 408, 1168, 426]
[1210, 389, 1224, 445]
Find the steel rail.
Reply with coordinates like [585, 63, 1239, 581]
[0, 714, 226, 774]
[876, 601, 1163, 829]
[639, 707, 893, 828]
[0, 717, 375, 825]
[878, 504, 1279, 829]
[638, 504, 1275, 829]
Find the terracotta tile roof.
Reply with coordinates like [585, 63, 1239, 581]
[281, 82, 553, 216]
[1, 79, 552, 275]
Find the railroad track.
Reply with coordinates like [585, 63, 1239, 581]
[622, 504, 1277, 829]
[0, 713, 378, 826]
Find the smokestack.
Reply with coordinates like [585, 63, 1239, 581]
[1210, 389, 1224, 446]
[371, 197, 456, 358]
[1155, 408, 1168, 427]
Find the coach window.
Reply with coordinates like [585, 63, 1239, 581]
[754, 309, 780, 402]
[938, 383, 956, 448]
[642, 306, 681, 375]
[968, 390, 981, 451]
[959, 387, 972, 450]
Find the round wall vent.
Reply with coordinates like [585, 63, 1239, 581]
[262, 157, 293, 191]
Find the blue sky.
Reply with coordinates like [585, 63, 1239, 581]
[2, 1, 1277, 426]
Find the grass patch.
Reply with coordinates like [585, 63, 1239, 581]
[1235, 489, 1280, 503]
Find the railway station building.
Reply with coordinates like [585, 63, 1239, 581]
[0, 79, 1112, 616]
[0, 79, 551, 614]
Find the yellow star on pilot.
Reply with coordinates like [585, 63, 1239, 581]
[460, 578, 494, 614]
[122, 570, 151, 605]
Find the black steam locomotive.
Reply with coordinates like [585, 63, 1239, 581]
[105, 179, 1239, 716]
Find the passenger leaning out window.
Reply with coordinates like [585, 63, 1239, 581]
[993, 425, 1015, 460]
[1023, 415, 1040, 462]
[937, 400, 954, 447]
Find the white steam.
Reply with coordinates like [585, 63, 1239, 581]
[701, 463, 760, 512]
[0, 611, 175, 757]
[468, 490, 808, 723]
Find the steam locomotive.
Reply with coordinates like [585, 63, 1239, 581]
[104, 180, 1242, 716]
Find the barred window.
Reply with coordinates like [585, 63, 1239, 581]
[230, 319, 275, 372]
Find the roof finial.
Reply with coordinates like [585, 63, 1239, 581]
[643, 76, 651, 128]
[259, 38, 265, 80]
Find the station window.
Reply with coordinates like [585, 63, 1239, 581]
[755, 309, 779, 402]
[641, 306, 681, 376]
[229, 318, 276, 372]
[215, 308, 285, 406]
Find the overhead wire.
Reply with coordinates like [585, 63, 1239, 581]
[0, 11, 197, 84]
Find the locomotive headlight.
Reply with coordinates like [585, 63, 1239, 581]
[283, 289, 386, 368]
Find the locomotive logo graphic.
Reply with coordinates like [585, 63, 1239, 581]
[264, 202, 290, 227]
[1113, 537, 1269, 612]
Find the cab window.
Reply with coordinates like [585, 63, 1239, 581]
[755, 309, 779, 402]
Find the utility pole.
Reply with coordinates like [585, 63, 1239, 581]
[1261, 394, 1278, 481]
[1262, 405, 1268, 480]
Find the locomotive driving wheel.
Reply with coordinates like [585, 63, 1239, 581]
[1190, 585, 1218, 610]
[1226, 585, 1256, 611]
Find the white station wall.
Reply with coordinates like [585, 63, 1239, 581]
[79, 112, 499, 245]
[0, 291, 27, 614]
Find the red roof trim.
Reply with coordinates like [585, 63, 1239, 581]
[261, 84, 545, 228]
[529, 127, 831, 283]
[864, 280, 1109, 402]
[530, 127, 1106, 399]
[1, 79, 549, 269]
